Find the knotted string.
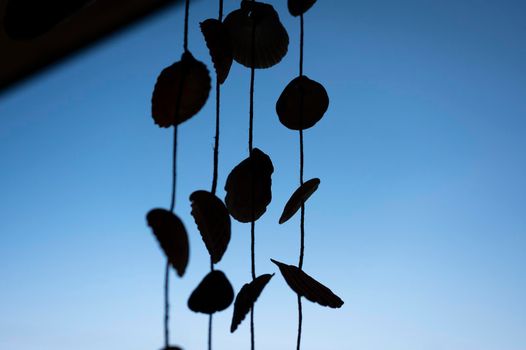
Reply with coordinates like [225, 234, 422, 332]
[207, 0, 224, 349]
[296, 12, 305, 350]
[164, 0, 191, 347]
[248, 1, 257, 349]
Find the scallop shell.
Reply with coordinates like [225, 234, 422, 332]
[230, 274, 273, 332]
[146, 208, 189, 277]
[189, 190, 231, 264]
[151, 51, 211, 127]
[224, 0, 289, 69]
[288, 0, 317, 17]
[188, 270, 234, 314]
[279, 178, 320, 224]
[224, 148, 274, 223]
[200, 18, 233, 84]
[271, 259, 344, 308]
[276, 75, 329, 130]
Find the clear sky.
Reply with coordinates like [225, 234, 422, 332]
[1, 1, 526, 349]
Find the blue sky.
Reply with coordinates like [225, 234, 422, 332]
[1, 1, 525, 349]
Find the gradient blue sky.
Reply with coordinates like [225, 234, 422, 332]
[1, 1, 526, 349]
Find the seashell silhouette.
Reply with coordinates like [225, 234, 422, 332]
[161, 346, 183, 350]
[271, 259, 343, 308]
[151, 51, 211, 127]
[230, 274, 273, 332]
[279, 178, 320, 224]
[189, 190, 231, 264]
[224, 148, 274, 223]
[200, 18, 233, 84]
[276, 75, 329, 130]
[223, 0, 289, 69]
[146, 209, 189, 277]
[287, 0, 317, 17]
[188, 270, 234, 314]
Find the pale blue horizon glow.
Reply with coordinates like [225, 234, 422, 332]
[1, 1, 526, 349]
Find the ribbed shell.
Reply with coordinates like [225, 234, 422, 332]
[151, 51, 211, 127]
[190, 190, 231, 264]
[224, 1, 289, 69]
[224, 148, 274, 223]
[276, 75, 329, 130]
[146, 208, 189, 277]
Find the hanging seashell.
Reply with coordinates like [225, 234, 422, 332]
[151, 51, 211, 127]
[287, 0, 317, 17]
[200, 18, 233, 84]
[279, 178, 320, 224]
[146, 208, 189, 277]
[224, 148, 274, 223]
[271, 259, 344, 308]
[224, 0, 289, 69]
[188, 270, 234, 314]
[189, 190, 231, 264]
[230, 274, 273, 332]
[161, 346, 183, 350]
[276, 75, 329, 130]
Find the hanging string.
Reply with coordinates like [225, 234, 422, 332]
[248, 1, 257, 349]
[207, 1, 224, 349]
[183, 0, 190, 52]
[297, 12, 305, 350]
[163, 1, 191, 347]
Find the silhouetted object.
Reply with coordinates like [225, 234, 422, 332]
[200, 19, 233, 84]
[188, 270, 234, 314]
[287, 0, 316, 17]
[224, 0, 288, 69]
[4, 0, 92, 39]
[271, 259, 343, 308]
[152, 51, 211, 127]
[230, 273, 273, 332]
[276, 75, 329, 130]
[279, 178, 320, 224]
[146, 209, 189, 277]
[162, 346, 183, 350]
[225, 148, 274, 223]
[189, 190, 231, 264]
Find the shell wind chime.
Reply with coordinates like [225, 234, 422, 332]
[144, 1, 343, 349]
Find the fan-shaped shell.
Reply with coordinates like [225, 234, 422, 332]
[146, 209, 189, 277]
[151, 51, 211, 127]
[279, 178, 320, 224]
[288, 0, 317, 16]
[200, 19, 233, 84]
[276, 75, 329, 130]
[224, 0, 289, 69]
[230, 274, 273, 332]
[271, 259, 343, 308]
[190, 190, 231, 264]
[224, 148, 274, 223]
[188, 270, 234, 314]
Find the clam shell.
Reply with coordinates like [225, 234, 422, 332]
[279, 178, 320, 224]
[271, 259, 344, 308]
[230, 274, 273, 332]
[189, 190, 231, 264]
[200, 19, 233, 84]
[224, 1, 289, 69]
[151, 51, 211, 127]
[224, 148, 274, 223]
[188, 270, 234, 314]
[146, 209, 189, 277]
[288, 0, 317, 17]
[276, 75, 329, 130]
